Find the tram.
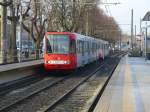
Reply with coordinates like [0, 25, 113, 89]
[44, 32, 109, 71]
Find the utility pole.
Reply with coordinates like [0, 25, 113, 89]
[140, 18, 142, 52]
[119, 31, 122, 51]
[131, 9, 134, 50]
[135, 25, 136, 47]
[135, 25, 136, 37]
[145, 22, 147, 59]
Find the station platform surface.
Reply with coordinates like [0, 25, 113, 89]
[0, 59, 44, 72]
[0, 59, 44, 84]
[94, 56, 150, 112]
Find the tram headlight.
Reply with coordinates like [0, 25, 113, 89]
[47, 60, 54, 64]
[64, 60, 70, 64]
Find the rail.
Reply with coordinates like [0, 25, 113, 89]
[0, 52, 127, 112]
[0, 74, 43, 96]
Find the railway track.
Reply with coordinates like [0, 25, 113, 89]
[0, 75, 69, 112]
[37, 63, 106, 112]
[38, 53, 126, 112]
[43, 58, 119, 112]
[0, 57, 104, 112]
[0, 74, 44, 96]
[0, 52, 126, 112]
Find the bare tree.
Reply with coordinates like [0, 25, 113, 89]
[0, 0, 25, 63]
[44, 0, 121, 43]
[22, 0, 47, 59]
[0, 0, 122, 63]
[7, 0, 21, 62]
[89, 7, 121, 44]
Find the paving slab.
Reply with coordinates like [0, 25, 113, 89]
[0, 59, 44, 72]
[94, 56, 150, 112]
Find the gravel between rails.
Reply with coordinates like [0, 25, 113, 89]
[47, 58, 119, 112]
[2, 60, 103, 112]
[0, 74, 44, 96]
[9, 76, 87, 112]
[0, 76, 66, 111]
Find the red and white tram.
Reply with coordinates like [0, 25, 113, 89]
[44, 32, 109, 71]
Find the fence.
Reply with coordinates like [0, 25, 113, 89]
[0, 49, 43, 65]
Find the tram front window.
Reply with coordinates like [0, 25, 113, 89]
[46, 35, 69, 54]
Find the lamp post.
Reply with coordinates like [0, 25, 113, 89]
[131, 9, 134, 51]
[145, 22, 147, 59]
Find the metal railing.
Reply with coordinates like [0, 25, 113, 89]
[0, 49, 43, 65]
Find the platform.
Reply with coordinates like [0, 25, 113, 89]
[0, 59, 44, 84]
[94, 56, 150, 112]
[0, 59, 44, 72]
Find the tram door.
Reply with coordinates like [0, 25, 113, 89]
[77, 40, 85, 67]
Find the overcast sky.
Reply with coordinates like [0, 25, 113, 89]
[100, 0, 150, 34]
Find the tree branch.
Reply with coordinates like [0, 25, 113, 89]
[22, 22, 36, 42]
[0, 1, 12, 7]
[33, 20, 40, 36]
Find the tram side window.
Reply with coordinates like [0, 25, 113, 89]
[78, 40, 83, 54]
[96, 43, 98, 50]
[77, 40, 80, 53]
[99, 43, 101, 49]
[77, 40, 84, 55]
[79, 41, 82, 53]
[46, 38, 52, 53]
[100, 43, 103, 50]
[94, 43, 96, 52]
[87, 41, 90, 54]
[84, 41, 87, 52]
[103, 44, 104, 49]
[70, 40, 76, 54]
[92, 43, 94, 53]
[81, 41, 84, 55]
[103, 44, 105, 50]
[85, 41, 88, 52]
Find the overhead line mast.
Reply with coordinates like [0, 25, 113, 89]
[131, 9, 134, 50]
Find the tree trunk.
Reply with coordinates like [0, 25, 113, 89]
[10, 4, 18, 62]
[35, 39, 41, 59]
[11, 20, 18, 62]
[0, 2, 8, 64]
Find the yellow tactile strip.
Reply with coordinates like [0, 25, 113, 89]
[123, 57, 135, 112]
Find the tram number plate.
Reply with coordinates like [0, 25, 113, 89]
[48, 60, 66, 64]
